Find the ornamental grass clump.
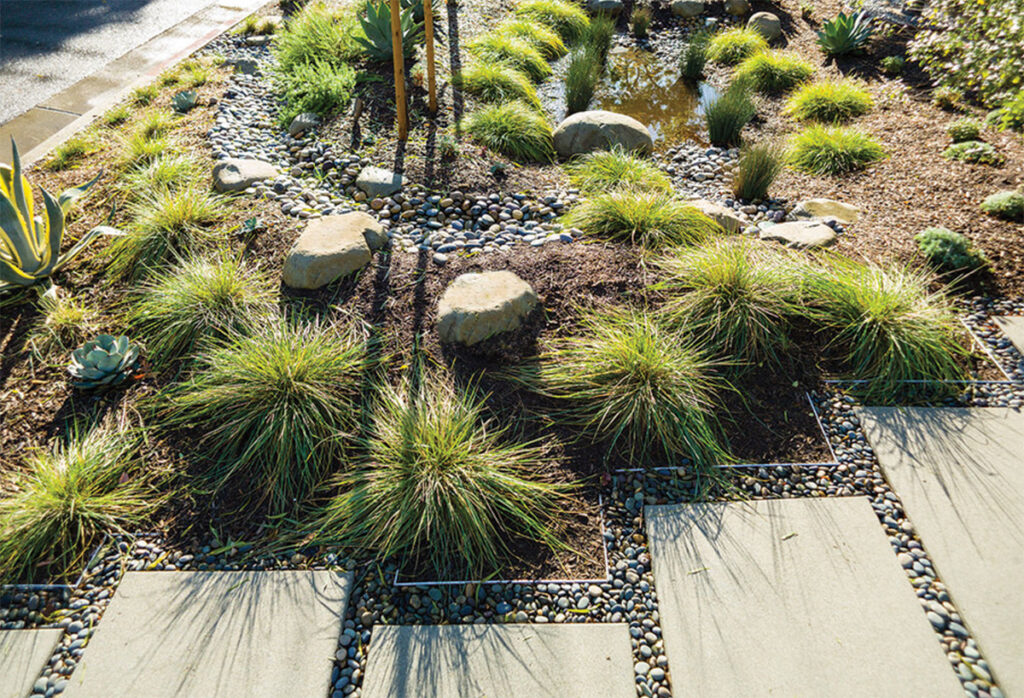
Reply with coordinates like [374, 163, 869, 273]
[106, 186, 229, 280]
[655, 238, 804, 366]
[703, 82, 756, 148]
[273, 1, 362, 72]
[631, 6, 652, 40]
[496, 18, 567, 59]
[808, 258, 968, 403]
[506, 307, 730, 467]
[914, 227, 988, 273]
[0, 424, 166, 584]
[732, 141, 784, 201]
[464, 102, 555, 162]
[46, 134, 99, 171]
[131, 253, 278, 368]
[467, 34, 552, 83]
[120, 153, 203, 193]
[564, 147, 672, 194]
[733, 51, 815, 94]
[453, 63, 541, 109]
[160, 318, 369, 512]
[784, 80, 873, 123]
[679, 29, 711, 81]
[564, 189, 724, 250]
[787, 125, 885, 175]
[276, 59, 357, 126]
[28, 293, 99, 358]
[314, 377, 571, 577]
[706, 27, 768, 66]
[564, 45, 600, 115]
[515, 0, 590, 44]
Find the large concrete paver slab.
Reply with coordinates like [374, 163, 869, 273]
[362, 624, 635, 698]
[63, 570, 352, 698]
[857, 406, 1024, 696]
[994, 316, 1024, 356]
[0, 628, 63, 698]
[646, 496, 962, 698]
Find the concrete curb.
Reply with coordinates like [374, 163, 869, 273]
[1, 0, 274, 167]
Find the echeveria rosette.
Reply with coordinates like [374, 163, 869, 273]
[68, 335, 143, 391]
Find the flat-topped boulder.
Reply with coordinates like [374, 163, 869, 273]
[759, 220, 837, 248]
[553, 110, 653, 159]
[212, 158, 278, 192]
[792, 197, 860, 224]
[688, 199, 746, 233]
[282, 213, 384, 289]
[747, 11, 782, 41]
[356, 166, 404, 197]
[671, 0, 704, 17]
[437, 271, 538, 346]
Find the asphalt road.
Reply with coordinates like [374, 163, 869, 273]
[0, 0, 224, 124]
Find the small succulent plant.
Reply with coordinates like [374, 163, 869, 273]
[171, 90, 199, 114]
[68, 335, 142, 391]
[355, 1, 422, 62]
[816, 11, 873, 56]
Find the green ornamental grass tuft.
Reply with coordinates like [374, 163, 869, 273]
[467, 34, 552, 83]
[131, 253, 278, 368]
[102, 104, 132, 127]
[106, 186, 229, 280]
[564, 189, 724, 250]
[809, 257, 968, 403]
[46, 134, 99, 171]
[273, 2, 362, 72]
[564, 45, 600, 115]
[583, 13, 615, 64]
[314, 377, 571, 577]
[942, 140, 1003, 166]
[706, 27, 768, 65]
[655, 237, 803, 365]
[464, 102, 555, 162]
[732, 141, 784, 201]
[914, 227, 988, 273]
[160, 318, 369, 512]
[276, 59, 357, 126]
[787, 125, 885, 175]
[496, 18, 568, 59]
[784, 80, 874, 123]
[507, 306, 730, 467]
[119, 153, 203, 193]
[980, 190, 1024, 220]
[679, 29, 711, 81]
[28, 293, 99, 358]
[453, 63, 541, 109]
[515, 0, 590, 44]
[703, 82, 756, 148]
[0, 424, 166, 584]
[631, 6, 652, 40]
[734, 51, 815, 94]
[564, 147, 672, 194]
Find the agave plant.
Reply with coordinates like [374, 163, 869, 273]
[171, 90, 199, 114]
[816, 11, 873, 56]
[1, 139, 120, 293]
[68, 335, 143, 391]
[355, 1, 423, 62]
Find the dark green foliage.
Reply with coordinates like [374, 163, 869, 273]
[679, 30, 711, 81]
[947, 118, 981, 143]
[703, 83, 756, 148]
[914, 227, 988, 272]
[356, 1, 423, 62]
[276, 59, 357, 126]
[816, 11, 873, 56]
[463, 102, 555, 162]
[732, 141, 784, 201]
[565, 45, 599, 114]
[631, 6, 652, 40]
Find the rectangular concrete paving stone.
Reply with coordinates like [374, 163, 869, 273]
[856, 407, 1024, 697]
[994, 316, 1024, 356]
[646, 496, 963, 698]
[62, 570, 352, 698]
[361, 623, 636, 698]
[0, 628, 63, 698]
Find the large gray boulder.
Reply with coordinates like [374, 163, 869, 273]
[671, 0, 704, 17]
[747, 11, 782, 41]
[356, 166, 404, 197]
[437, 271, 539, 346]
[724, 0, 751, 15]
[282, 214, 382, 289]
[212, 158, 279, 192]
[759, 221, 837, 249]
[791, 198, 860, 225]
[687, 199, 746, 233]
[553, 111, 653, 159]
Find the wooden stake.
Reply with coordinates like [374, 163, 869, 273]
[389, 0, 408, 140]
[424, 0, 437, 114]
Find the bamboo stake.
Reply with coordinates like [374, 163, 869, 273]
[389, 0, 408, 140]
[424, 0, 437, 113]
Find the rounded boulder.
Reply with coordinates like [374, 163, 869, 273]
[282, 213, 383, 289]
[747, 11, 782, 41]
[437, 271, 539, 346]
[553, 110, 653, 159]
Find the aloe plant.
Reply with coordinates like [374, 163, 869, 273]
[171, 90, 198, 113]
[1, 139, 120, 293]
[68, 335, 142, 391]
[816, 11, 873, 56]
[355, 1, 422, 62]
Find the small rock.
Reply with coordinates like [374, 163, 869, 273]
[437, 271, 538, 346]
[356, 166, 405, 197]
[724, 0, 750, 15]
[282, 214, 376, 289]
[791, 198, 861, 225]
[759, 220, 837, 249]
[212, 158, 278, 193]
[552, 110, 653, 159]
[288, 112, 320, 137]
[588, 0, 623, 14]
[227, 58, 259, 75]
[688, 199, 746, 233]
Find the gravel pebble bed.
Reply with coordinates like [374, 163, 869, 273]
[960, 297, 1024, 382]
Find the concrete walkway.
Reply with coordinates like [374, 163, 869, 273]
[0, 0, 269, 164]
[994, 316, 1024, 356]
[645, 497, 963, 697]
[62, 570, 353, 698]
[0, 629, 63, 698]
[858, 407, 1024, 697]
